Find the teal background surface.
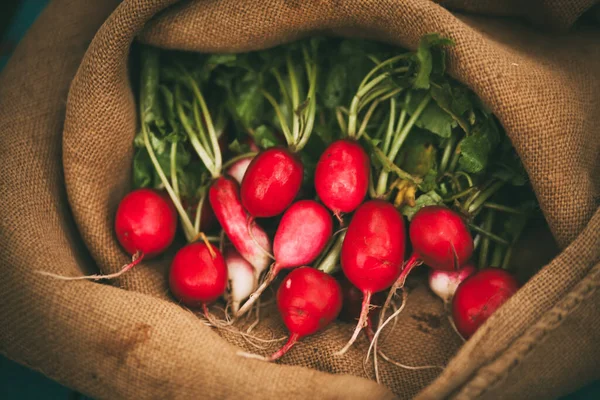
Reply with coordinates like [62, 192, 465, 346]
[0, 1, 597, 399]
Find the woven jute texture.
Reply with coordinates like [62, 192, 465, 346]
[0, 0, 599, 399]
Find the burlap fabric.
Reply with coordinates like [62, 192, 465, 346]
[1, 0, 599, 399]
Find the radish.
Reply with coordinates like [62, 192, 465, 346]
[172, 65, 272, 276]
[114, 188, 177, 258]
[209, 176, 272, 276]
[452, 268, 519, 339]
[226, 155, 254, 185]
[169, 241, 228, 312]
[429, 263, 477, 305]
[224, 246, 258, 314]
[314, 139, 370, 218]
[240, 44, 318, 218]
[240, 267, 342, 361]
[335, 200, 406, 355]
[377, 206, 473, 335]
[240, 147, 304, 217]
[37, 188, 177, 280]
[235, 200, 333, 317]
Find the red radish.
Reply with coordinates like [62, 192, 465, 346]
[336, 200, 406, 355]
[240, 45, 318, 219]
[209, 176, 272, 276]
[378, 206, 473, 334]
[235, 200, 333, 317]
[242, 267, 342, 361]
[226, 155, 254, 185]
[315, 139, 370, 218]
[169, 241, 228, 309]
[240, 147, 303, 218]
[429, 263, 477, 304]
[224, 246, 258, 314]
[452, 268, 519, 339]
[115, 188, 178, 258]
[37, 188, 177, 280]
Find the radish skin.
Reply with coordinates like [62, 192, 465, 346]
[226, 156, 254, 185]
[224, 246, 258, 314]
[429, 263, 477, 304]
[336, 200, 406, 355]
[209, 176, 272, 276]
[169, 242, 228, 307]
[240, 147, 304, 218]
[115, 188, 178, 258]
[315, 139, 370, 217]
[235, 200, 333, 317]
[452, 268, 519, 339]
[241, 267, 342, 361]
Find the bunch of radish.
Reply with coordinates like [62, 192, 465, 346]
[39, 35, 538, 370]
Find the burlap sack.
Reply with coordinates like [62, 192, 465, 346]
[1, 0, 599, 399]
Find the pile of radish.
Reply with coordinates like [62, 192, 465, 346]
[41, 35, 543, 371]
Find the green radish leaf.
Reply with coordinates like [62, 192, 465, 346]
[413, 34, 454, 89]
[407, 91, 455, 138]
[228, 139, 252, 154]
[430, 82, 471, 134]
[419, 166, 439, 193]
[457, 134, 490, 173]
[253, 125, 279, 149]
[323, 63, 348, 109]
[458, 116, 501, 173]
[132, 148, 153, 189]
[401, 190, 443, 220]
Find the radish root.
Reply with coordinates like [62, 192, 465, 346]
[36, 251, 144, 281]
[235, 263, 279, 318]
[335, 291, 372, 356]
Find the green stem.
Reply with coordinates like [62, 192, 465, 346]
[142, 123, 196, 242]
[468, 223, 510, 246]
[194, 187, 207, 233]
[388, 93, 431, 162]
[262, 89, 293, 146]
[490, 242, 505, 268]
[478, 210, 494, 270]
[382, 98, 396, 155]
[295, 56, 318, 152]
[467, 180, 505, 215]
[336, 107, 347, 136]
[176, 86, 217, 177]
[376, 93, 431, 196]
[358, 85, 396, 113]
[358, 54, 408, 90]
[395, 92, 411, 137]
[287, 54, 300, 143]
[186, 76, 222, 175]
[170, 142, 180, 200]
[356, 99, 381, 140]
[442, 187, 476, 202]
[483, 202, 530, 216]
[501, 215, 529, 270]
[271, 68, 292, 119]
[193, 100, 213, 159]
[448, 143, 461, 173]
[439, 135, 456, 175]
[315, 230, 347, 275]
